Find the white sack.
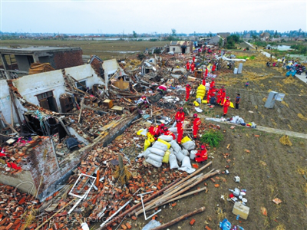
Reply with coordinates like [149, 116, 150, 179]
[182, 149, 189, 156]
[146, 157, 162, 168]
[158, 135, 173, 142]
[170, 140, 181, 153]
[190, 150, 198, 160]
[149, 147, 165, 157]
[169, 153, 179, 169]
[152, 142, 168, 151]
[147, 154, 163, 162]
[179, 156, 195, 174]
[181, 141, 196, 150]
[174, 151, 185, 162]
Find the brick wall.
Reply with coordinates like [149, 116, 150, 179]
[53, 50, 83, 69]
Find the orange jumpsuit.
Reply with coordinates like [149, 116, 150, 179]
[175, 111, 185, 122]
[217, 89, 222, 104]
[212, 64, 216, 72]
[149, 125, 159, 139]
[176, 121, 183, 144]
[210, 80, 215, 88]
[191, 62, 195, 72]
[223, 99, 230, 115]
[195, 149, 208, 163]
[192, 56, 195, 63]
[186, 62, 190, 71]
[185, 85, 191, 101]
[221, 90, 226, 105]
[202, 78, 206, 86]
[205, 68, 208, 77]
[193, 118, 201, 139]
[207, 88, 212, 102]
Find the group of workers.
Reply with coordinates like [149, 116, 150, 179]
[148, 107, 208, 163]
[185, 78, 231, 116]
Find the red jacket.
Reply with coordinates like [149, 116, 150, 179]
[176, 121, 183, 132]
[224, 99, 230, 108]
[175, 111, 185, 122]
[193, 118, 201, 128]
[202, 78, 206, 86]
[149, 125, 159, 137]
[186, 85, 191, 93]
[196, 149, 208, 160]
[210, 81, 215, 88]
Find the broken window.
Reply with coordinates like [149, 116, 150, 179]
[76, 80, 87, 91]
[36, 91, 58, 112]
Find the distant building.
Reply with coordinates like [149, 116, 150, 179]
[208, 35, 225, 46]
[217, 32, 230, 39]
[169, 41, 193, 54]
[0, 46, 83, 79]
[260, 32, 270, 41]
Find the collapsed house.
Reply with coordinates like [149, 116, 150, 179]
[169, 41, 193, 54]
[0, 46, 83, 79]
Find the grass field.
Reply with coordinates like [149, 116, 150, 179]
[0, 39, 168, 60]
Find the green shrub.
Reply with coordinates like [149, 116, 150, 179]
[200, 129, 224, 147]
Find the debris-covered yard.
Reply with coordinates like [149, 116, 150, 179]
[0, 45, 306, 231]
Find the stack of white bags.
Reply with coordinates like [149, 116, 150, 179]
[138, 135, 198, 174]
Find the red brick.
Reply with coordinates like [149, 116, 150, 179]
[190, 218, 196, 226]
[126, 223, 131, 229]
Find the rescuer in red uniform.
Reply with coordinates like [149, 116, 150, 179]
[175, 107, 185, 122]
[195, 145, 208, 163]
[185, 84, 191, 101]
[192, 113, 201, 139]
[176, 119, 183, 144]
[223, 96, 230, 116]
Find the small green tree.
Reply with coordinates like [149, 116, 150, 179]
[200, 129, 223, 147]
[153, 48, 161, 54]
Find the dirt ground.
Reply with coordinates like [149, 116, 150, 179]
[125, 124, 307, 230]
[0, 39, 167, 60]
[124, 51, 307, 230]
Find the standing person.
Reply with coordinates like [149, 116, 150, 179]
[191, 62, 195, 72]
[185, 84, 191, 101]
[175, 107, 185, 122]
[207, 87, 212, 102]
[192, 56, 195, 63]
[202, 76, 206, 86]
[245, 81, 249, 87]
[192, 114, 201, 139]
[176, 120, 183, 144]
[217, 86, 224, 105]
[205, 68, 208, 77]
[210, 79, 215, 88]
[235, 94, 241, 109]
[223, 97, 230, 117]
[221, 87, 226, 105]
[212, 63, 216, 73]
[186, 61, 190, 71]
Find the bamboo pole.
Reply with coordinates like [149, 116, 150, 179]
[152, 207, 206, 230]
[100, 178, 181, 229]
[135, 169, 219, 216]
[147, 187, 207, 212]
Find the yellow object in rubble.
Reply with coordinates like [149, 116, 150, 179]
[193, 101, 200, 106]
[181, 136, 191, 144]
[196, 84, 206, 101]
[202, 100, 208, 104]
[162, 150, 170, 163]
[137, 129, 144, 135]
[144, 139, 151, 151]
[157, 138, 171, 149]
[222, 99, 235, 108]
[147, 132, 155, 143]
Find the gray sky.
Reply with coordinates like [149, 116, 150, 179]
[1, 0, 306, 34]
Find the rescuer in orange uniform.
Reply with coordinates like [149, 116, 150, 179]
[175, 107, 185, 122]
[223, 96, 230, 116]
[192, 113, 201, 139]
[195, 145, 208, 163]
[176, 119, 184, 144]
[185, 84, 191, 101]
